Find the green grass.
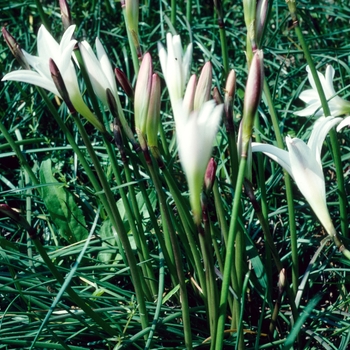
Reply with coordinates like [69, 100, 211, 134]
[1, 0, 350, 349]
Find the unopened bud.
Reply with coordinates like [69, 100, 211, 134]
[183, 74, 197, 114]
[49, 58, 75, 112]
[255, 0, 268, 48]
[2, 27, 30, 69]
[194, 61, 212, 111]
[115, 68, 134, 98]
[204, 158, 217, 193]
[134, 53, 152, 135]
[123, 0, 141, 57]
[59, 0, 73, 30]
[146, 74, 161, 148]
[224, 69, 236, 122]
[278, 268, 286, 295]
[213, 87, 223, 105]
[241, 50, 264, 157]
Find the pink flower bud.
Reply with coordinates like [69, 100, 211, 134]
[59, 0, 73, 30]
[115, 68, 134, 98]
[204, 158, 217, 193]
[2, 27, 30, 69]
[241, 50, 264, 157]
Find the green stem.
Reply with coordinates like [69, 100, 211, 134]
[146, 159, 192, 349]
[263, 79, 298, 296]
[72, 115, 149, 332]
[215, 157, 247, 350]
[33, 0, 50, 30]
[171, 0, 176, 26]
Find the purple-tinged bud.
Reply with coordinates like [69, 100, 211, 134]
[146, 74, 161, 148]
[59, 0, 73, 30]
[106, 88, 118, 118]
[2, 27, 30, 69]
[204, 158, 217, 193]
[115, 68, 134, 98]
[241, 50, 264, 157]
[49, 58, 75, 112]
[213, 87, 223, 105]
[194, 61, 212, 111]
[224, 69, 236, 122]
[255, 0, 268, 48]
[183, 74, 197, 114]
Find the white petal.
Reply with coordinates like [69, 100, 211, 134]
[60, 25, 76, 50]
[1, 70, 58, 95]
[286, 136, 334, 234]
[336, 116, 350, 132]
[307, 116, 342, 165]
[37, 25, 59, 62]
[96, 38, 117, 95]
[251, 142, 293, 177]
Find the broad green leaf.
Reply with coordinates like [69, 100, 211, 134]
[39, 159, 88, 243]
[97, 219, 117, 263]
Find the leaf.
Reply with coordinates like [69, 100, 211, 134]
[39, 159, 88, 243]
[97, 219, 116, 263]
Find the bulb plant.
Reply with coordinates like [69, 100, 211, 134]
[1, 1, 350, 349]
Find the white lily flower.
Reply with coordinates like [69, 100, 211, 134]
[295, 65, 350, 117]
[252, 116, 342, 236]
[158, 33, 193, 113]
[79, 38, 135, 141]
[174, 100, 223, 224]
[1, 25, 103, 131]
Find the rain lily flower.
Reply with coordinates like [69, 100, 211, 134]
[174, 100, 223, 224]
[158, 33, 193, 110]
[1, 25, 104, 132]
[252, 116, 342, 236]
[79, 38, 135, 142]
[295, 65, 350, 117]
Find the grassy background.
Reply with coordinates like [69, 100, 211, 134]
[1, 0, 350, 349]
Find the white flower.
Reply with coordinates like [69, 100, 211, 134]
[252, 116, 342, 236]
[1, 25, 103, 131]
[175, 100, 223, 224]
[158, 33, 193, 110]
[295, 65, 350, 117]
[79, 38, 135, 140]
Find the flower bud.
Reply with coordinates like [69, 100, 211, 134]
[59, 0, 73, 30]
[204, 158, 217, 193]
[193, 62, 212, 111]
[2, 27, 30, 69]
[134, 53, 152, 136]
[255, 0, 268, 48]
[278, 268, 286, 295]
[224, 69, 236, 122]
[213, 87, 223, 105]
[241, 50, 264, 157]
[115, 68, 134, 98]
[146, 74, 161, 148]
[183, 74, 197, 114]
[49, 58, 75, 112]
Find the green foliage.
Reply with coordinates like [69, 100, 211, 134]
[40, 159, 88, 243]
[1, 0, 350, 349]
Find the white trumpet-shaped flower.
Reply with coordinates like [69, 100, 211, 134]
[174, 99, 223, 224]
[158, 33, 193, 112]
[1, 25, 103, 131]
[252, 116, 342, 236]
[295, 65, 350, 117]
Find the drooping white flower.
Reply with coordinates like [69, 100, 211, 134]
[295, 65, 350, 117]
[175, 100, 223, 224]
[252, 116, 342, 236]
[1, 25, 103, 131]
[158, 33, 193, 111]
